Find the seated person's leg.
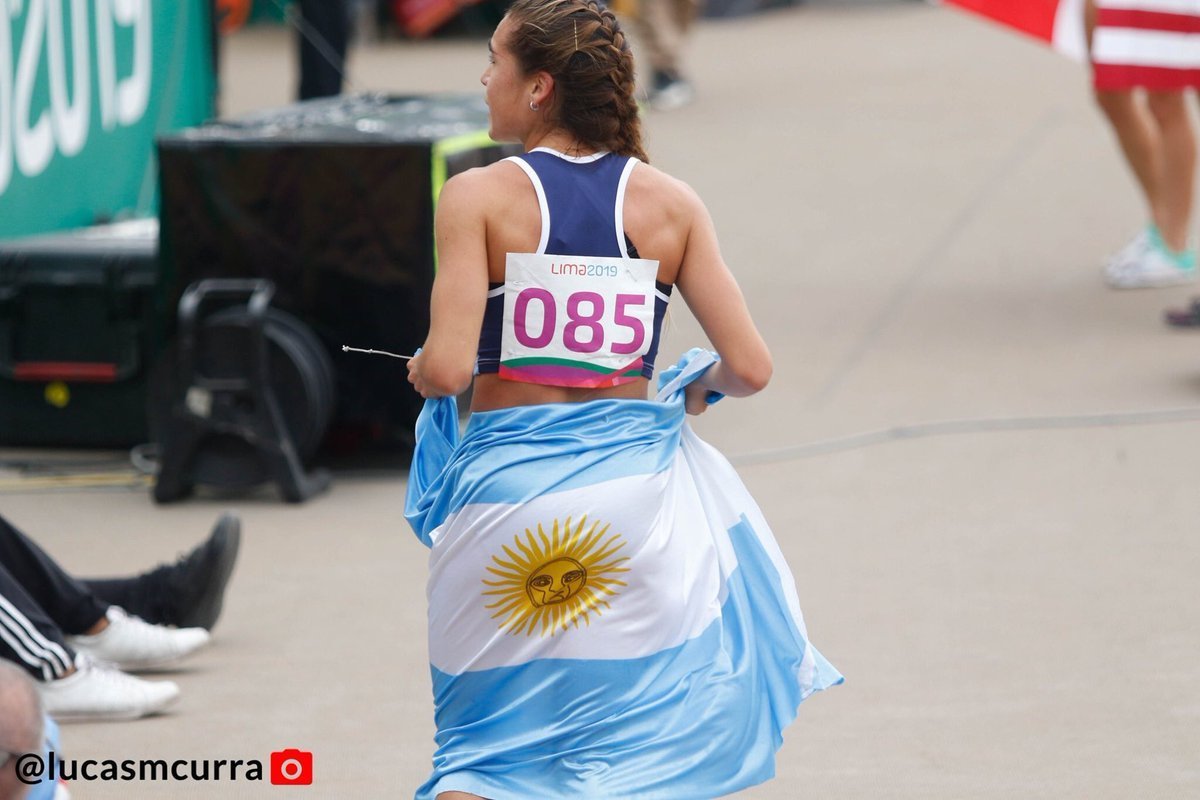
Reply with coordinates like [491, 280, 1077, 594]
[0, 513, 107, 637]
[1, 565, 184, 722]
[83, 514, 241, 631]
[0, 562, 75, 682]
[0, 561, 178, 724]
[0, 512, 216, 671]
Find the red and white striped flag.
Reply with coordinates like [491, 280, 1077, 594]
[1091, 1, 1200, 89]
[943, 0, 1088, 60]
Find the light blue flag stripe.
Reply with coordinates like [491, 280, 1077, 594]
[406, 398, 683, 548]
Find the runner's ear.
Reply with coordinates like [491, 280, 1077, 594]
[530, 71, 555, 110]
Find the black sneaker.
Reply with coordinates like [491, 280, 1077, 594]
[165, 513, 242, 631]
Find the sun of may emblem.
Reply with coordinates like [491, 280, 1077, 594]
[482, 516, 630, 637]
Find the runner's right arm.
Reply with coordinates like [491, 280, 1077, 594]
[408, 171, 490, 398]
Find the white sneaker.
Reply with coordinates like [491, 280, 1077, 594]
[1105, 243, 1198, 289]
[67, 607, 209, 671]
[1103, 228, 1154, 279]
[39, 656, 180, 722]
[650, 79, 695, 111]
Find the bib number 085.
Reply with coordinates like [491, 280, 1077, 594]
[513, 289, 647, 355]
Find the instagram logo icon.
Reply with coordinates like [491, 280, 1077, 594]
[270, 749, 313, 785]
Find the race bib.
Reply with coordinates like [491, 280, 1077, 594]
[500, 252, 659, 388]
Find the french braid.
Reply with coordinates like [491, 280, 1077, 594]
[506, 0, 649, 163]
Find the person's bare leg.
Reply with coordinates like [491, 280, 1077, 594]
[1086, 0, 1163, 226]
[437, 793, 486, 800]
[1145, 90, 1196, 253]
[1095, 88, 1163, 218]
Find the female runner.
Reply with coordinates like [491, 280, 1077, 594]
[405, 2, 841, 797]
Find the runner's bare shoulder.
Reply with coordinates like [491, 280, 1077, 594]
[625, 162, 704, 228]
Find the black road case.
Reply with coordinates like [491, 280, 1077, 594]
[157, 93, 520, 449]
[0, 220, 161, 447]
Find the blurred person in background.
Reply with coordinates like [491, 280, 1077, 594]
[1089, 0, 1200, 289]
[0, 660, 44, 799]
[210, 0, 350, 105]
[299, 0, 351, 99]
[623, 0, 698, 108]
[0, 661, 66, 800]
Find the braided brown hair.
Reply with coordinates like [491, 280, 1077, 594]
[504, 0, 648, 163]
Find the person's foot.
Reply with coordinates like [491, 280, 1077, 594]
[39, 656, 180, 722]
[1164, 297, 1200, 327]
[66, 607, 209, 671]
[1103, 227, 1155, 277]
[1105, 239, 1198, 289]
[162, 513, 242, 630]
[649, 69, 695, 111]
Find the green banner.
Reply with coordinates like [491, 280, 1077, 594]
[250, 0, 289, 23]
[0, 0, 215, 239]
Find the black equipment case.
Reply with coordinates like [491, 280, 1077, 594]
[0, 220, 161, 447]
[157, 93, 520, 449]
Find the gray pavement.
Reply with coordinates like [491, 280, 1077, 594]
[3, 2, 1200, 797]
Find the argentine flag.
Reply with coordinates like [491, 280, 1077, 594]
[405, 349, 842, 800]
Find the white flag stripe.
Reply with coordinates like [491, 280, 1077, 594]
[1053, 0, 1089, 61]
[1098, 0, 1200, 14]
[427, 464, 736, 675]
[681, 428, 809, 633]
[679, 426, 827, 693]
[1093, 27, 1200, 67]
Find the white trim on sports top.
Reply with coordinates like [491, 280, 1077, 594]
[504, 156, 550, 254]
[615, 157, 639, 259]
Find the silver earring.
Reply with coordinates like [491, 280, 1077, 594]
[530, 101, 539, 111]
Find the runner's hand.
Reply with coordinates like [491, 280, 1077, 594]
[684, 382, 710, 416]
[407, 351, 432, 398]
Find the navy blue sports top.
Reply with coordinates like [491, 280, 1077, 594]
[476, 148, 672, 379]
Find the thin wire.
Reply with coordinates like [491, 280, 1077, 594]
[5, 404, 1198, 491]
[270, 0, 355, 93]
[728, 405, 1200, 466]
[342, 345, 413, 360]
